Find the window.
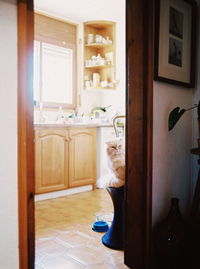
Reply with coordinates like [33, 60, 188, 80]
[34, 41, 74, 107]
[34, 13, 77, 108]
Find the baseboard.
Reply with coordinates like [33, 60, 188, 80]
[35, 185, 93, 202]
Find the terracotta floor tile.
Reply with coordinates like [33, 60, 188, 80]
[114, 264, 130, 269]
[35, 264, 44, 269]
[87, 240, 120, 256]
[86, 263, 114, 269]
[78, 227, 104, 239]
[35, 229, 59, 239]
[57, 231, 94, 247]
[36, 238, 69, 256]
[66, 245, 107, 265]
[108, 251, 125, 265]
[39, 255, 85, 269]
[35, 252, 45, 265]
[35, 189, 129, 268]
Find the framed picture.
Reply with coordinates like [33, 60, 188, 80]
[154, 0, 196, 88]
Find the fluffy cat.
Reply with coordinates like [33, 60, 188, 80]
[97, 138, 125, 188]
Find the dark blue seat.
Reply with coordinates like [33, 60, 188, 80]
[102, 186, 124, 250]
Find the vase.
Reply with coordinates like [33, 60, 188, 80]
[102, 186, 124, 250]
[154, 198, 194, 269]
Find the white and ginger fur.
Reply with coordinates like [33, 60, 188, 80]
[97, 138, 125, 188]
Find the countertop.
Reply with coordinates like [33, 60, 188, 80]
[34, 122, 114, 129]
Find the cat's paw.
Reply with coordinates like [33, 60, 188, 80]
[96, 173, 115, 188]
[96, 173, 125, 188]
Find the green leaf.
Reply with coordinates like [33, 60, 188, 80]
[168, 107, 186, 131]
[198, 101, 200, 120]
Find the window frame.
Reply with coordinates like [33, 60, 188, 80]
[34, 15, 78, 110]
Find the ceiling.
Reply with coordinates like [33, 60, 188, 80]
[34, 0, 125, 22]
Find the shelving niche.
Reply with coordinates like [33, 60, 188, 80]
[84, 21, 116, 90]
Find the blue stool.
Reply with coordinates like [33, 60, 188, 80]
[102, 186, 124, 250]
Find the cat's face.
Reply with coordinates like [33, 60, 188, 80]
[106, 139, 125, 157]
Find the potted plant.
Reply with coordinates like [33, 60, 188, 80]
[168, 101, 200, 131]
[166, 100, 200, 267]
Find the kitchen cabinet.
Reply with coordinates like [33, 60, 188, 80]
[84, 21, 116, 90]
[35, 129, 69, 194]
[35, 127, 96, 194]
[69, 128, 96, 187]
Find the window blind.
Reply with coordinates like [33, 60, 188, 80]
[34, 13, 77, 48]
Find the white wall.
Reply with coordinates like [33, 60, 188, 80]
[152, 0, 200, 225]
[0, 0, 19, 268]
[153, 82, 193, 224]
[153, 1, 200, 225]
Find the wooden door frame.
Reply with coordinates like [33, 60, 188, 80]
[17, 0, 153, 268]
[125, 0, 153, 268]
[18, 1, 35, 268]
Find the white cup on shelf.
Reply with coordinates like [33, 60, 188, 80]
[87, 34, 93, 44]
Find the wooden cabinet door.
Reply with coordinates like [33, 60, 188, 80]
[35, 129, 69, 194]
[69, 128, 96, 187]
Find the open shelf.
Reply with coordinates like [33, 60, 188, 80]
[84, 86, 115, 91]
[85, 43, 113, 48]
[85, 64, 114, 69]
[84, 21, 116, 91]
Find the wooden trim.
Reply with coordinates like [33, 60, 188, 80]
[124, 0, 153, 268]
[146, 0, 154, 266]
[18, 0, 35, 268]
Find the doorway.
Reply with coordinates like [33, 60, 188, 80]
[18, 0, 153, 268]
[34, 2, 126, 267]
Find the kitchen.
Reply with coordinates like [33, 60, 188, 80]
[34, 0, 126, 268]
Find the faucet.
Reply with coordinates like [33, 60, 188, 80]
[90, 105, 111, 114]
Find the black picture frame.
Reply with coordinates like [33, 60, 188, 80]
[154, 0, 196, 88]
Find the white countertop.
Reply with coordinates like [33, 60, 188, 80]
[34, 122, 114, 129]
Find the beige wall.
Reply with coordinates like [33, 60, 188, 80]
[153, 81, 193, 224]
[0, 0, 19, 268]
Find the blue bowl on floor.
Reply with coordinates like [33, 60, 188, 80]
[92, 221, 109, 232]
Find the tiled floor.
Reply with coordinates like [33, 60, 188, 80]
[35, 189, 129, 268]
